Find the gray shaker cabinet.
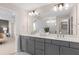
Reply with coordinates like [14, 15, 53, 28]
[20, 35, 79, 55]
[60, 47, 79, 55]
[20, 36, 28, 52]
[51, 40, 69, 47]
[60, 42, 79, 55]
[70, 42, 79, 49]
[45, 39, 59, 55]
[35, 38, 44, 55]
[45, 43, 59, 55]
[27, 37, 35, 54]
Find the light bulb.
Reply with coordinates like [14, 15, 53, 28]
[64, 3, 69, 10]
[35, 11, 39, 15]
[53, 6, 57, 11]
[28, 11, 33, 16]
[59, 4, 63, 11]
[28, 12, 32, 16]
[28, 11, 34, 16]
[31, 11, 34, 15]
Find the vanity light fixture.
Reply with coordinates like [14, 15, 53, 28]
[53, 3, 69, 11]
[28, 10, 39, 16]
[59, 4, 63, 11]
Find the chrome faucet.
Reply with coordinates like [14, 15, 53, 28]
[59, 32, 64, 38]
[57, 32, 64, 38]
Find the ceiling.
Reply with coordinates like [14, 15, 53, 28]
[34, 3, 75, 17]
[0, 3, 75, 20]
[14, 3, 75, 18]
[13, 3, 48, 10]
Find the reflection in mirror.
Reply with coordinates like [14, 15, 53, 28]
[31, 3, 76, 35]
[59, 17, 73, 35]
[34, 17, 57, 34]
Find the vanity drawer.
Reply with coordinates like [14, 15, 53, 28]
[36, 41, 44, 45]
[60, 46, 79, 55]
[20, 36, 28, 39]
[45, 39, 52, 44]
[29, 37, 35, 41]
[35, 45, 44, 50]
[35, 38, 44, 43]
[28, 38, 35, 43]
[70, 42, 79, 49]
[51, 40, 69, 47]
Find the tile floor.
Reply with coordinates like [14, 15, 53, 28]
[0, 37, 31, 55]
[15, 52, 30, 55]
[0, 38, 16, 55]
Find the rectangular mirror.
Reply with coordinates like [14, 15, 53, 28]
[31, 3, 76, 35]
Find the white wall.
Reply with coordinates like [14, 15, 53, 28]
[19, 9, 28, 34]
[0, 4, 29, 34]
[0, 4, 29, 52]
[0, 7, 16, 39]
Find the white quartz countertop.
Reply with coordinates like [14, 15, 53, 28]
[20, 34, 79, 43]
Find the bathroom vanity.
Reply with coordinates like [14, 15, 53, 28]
[18, 3, 79, 55]
[19, 34, 79, 55]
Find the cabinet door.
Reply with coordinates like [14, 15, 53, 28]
[35, 38, 44, 55]
[60, 47, 79, 55]
[70, 42, 79, 49]
[45, 43, 59, 55]
[51, 40, 69, 47]
[27, 37, 35, 55]
[35, 39, 44, 50]
[20, 36, 28, 52]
